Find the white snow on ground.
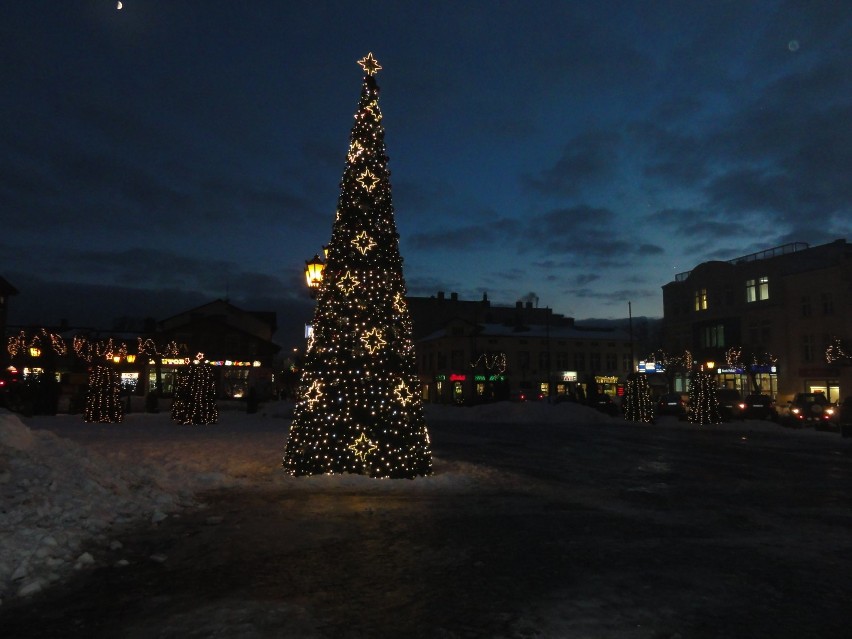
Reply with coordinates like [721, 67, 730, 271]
[0, 400, 842, 626]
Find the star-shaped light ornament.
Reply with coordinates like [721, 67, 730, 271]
[362, 327, 386, 355]
[365, 100, 383, 121]
[357, 52, 382, 76]
[337, 270, 361, 295]
[352, 231, 377, 255]
[393, 292, 406, 315]
[357, 169, 380, 192]
[304, 379, 324, 407]
[348, 432, 378, 462]
[347, 140, 365, 163]
[394, 380, 415, 406]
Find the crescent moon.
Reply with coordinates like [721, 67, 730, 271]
[117, 1, 123, 9]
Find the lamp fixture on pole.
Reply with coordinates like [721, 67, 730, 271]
[304, 254, 326, 297]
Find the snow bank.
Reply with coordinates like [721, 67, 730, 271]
[0, 411, 188, 603]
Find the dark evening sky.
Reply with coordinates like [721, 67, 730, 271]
[2, 1, 851, 350]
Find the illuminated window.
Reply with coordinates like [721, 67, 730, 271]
[746, 276, 769, 302]
[694, 288, 708, 311]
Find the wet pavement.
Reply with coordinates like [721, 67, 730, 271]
[2, 418, 852, 638]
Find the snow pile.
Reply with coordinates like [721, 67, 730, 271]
[0, 411, 188, 603]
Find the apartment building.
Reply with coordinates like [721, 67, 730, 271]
[409, 293, 633, 404]
[661, 239, 852, 402]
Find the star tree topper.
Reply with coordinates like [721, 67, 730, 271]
[357, 52, 382, 76]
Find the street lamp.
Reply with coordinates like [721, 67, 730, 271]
[304, 254, 326, 297]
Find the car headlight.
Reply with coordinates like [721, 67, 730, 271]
[825, 408, 835, 415]
[792, 408, 800, 414]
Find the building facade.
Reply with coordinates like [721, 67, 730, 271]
[409, 294, 634, 404]
[0, 276, 19, 369]
[155, 299, 280, 399]
[661, 239, 852, 403]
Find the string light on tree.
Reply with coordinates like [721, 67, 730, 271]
[171, 352, 218, 426]
[687, 369, 721, 426]
[623, 372, 655, 423]
[283, 53, 432, 478]
[74, 336, 126, 424]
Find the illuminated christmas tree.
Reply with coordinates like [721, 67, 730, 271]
[283, 53, 432, 478]
[84, 364, 124, 423]
[73, 337, 125, 424]
[687, 370, 721, 426]
[172, 355, 218, 425]
[623, 372, 655, 423]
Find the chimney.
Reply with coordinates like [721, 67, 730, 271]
[451, 292, 458, 301]
[437, 291, 445, 300]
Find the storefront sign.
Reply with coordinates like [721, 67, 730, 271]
[449, 373, 467, 382]
[558, 371, 577, 382]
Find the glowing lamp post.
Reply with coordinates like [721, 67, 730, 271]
[304, 254, 326, 297]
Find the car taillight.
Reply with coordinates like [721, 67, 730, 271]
[738, 403, 746, 409]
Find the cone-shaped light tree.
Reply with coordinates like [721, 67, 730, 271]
[623, 372, 655, 423]
[283, 53, 432, 478]
[171, 353, 218, 426]
[687, 370, 721, 425]
[74, 337, 125, 424]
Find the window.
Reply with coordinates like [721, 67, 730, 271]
[589, 353, 601, 371]
[555, 352, 569, 369]
[538, 351, 550, 371]
[518, 351, 530, 370]
[802, 335, 815, 363]
[451, 350, 464, 369]
[801, 296, 812, 317]
[822, 293, 834, 315]
[700, 324, 725, 348]
[573, 352, 585, 372]
[746, 276, 769, 302]
[605, 353, 617, 370]
[694, 288, 708, 311]
[623, 353, 633, 373]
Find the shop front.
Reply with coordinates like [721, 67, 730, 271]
[147, 357, 264, 399]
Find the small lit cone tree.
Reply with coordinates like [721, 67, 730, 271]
[283, 53, 432, 478]
[172, 354, 218, 425]
[74, 337, 125, 424]
[687, 369, 721, 426]
[623, 372, 655, 423]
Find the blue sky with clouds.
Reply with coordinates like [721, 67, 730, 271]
[2, 1, 850, 350]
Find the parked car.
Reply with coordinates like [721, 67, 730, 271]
[588, 393, 620, 417]
[716, 388, 744, 421]
[740, 394, 778, 421]
[785, 392, 837, 428]
[838, 396, 852, 438]
[656, 392, 686, 417]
